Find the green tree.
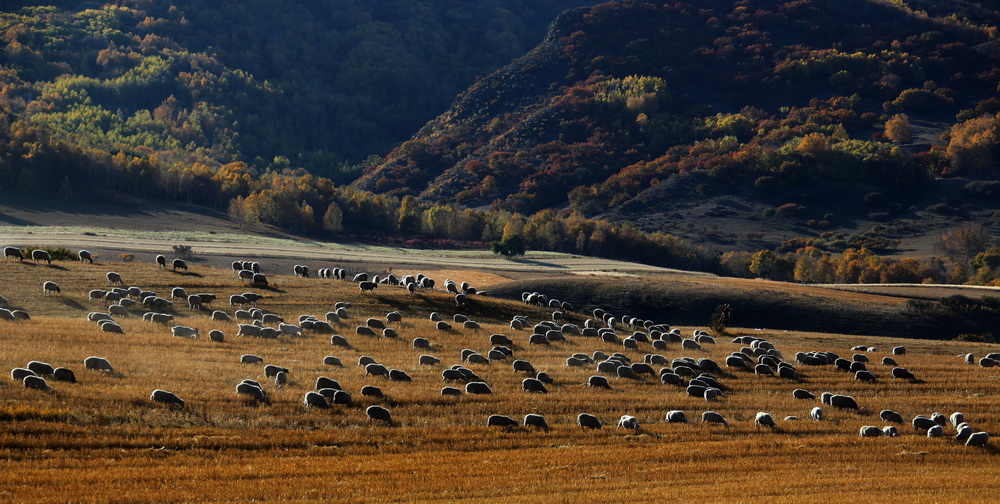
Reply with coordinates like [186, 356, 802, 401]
[490, 234, 526, 259]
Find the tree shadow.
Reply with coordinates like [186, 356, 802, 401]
[57, 298, 86, 310]
[171, 271, 204, 278]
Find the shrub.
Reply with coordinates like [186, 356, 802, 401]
[22, 247, 76, 261]
[940, 294, 981, 311]
[172, 245, 193, 259]
[954, 332, 995, 343]
[776, 203, 807, 216]
[119, 253, 135, 262]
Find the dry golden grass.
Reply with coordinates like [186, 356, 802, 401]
[1, 259, 999, 503]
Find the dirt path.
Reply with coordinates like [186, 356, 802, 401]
[0, 230, 703, 278]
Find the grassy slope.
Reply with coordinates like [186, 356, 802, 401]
[1, 260, 999, 502]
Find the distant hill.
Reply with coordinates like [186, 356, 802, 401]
[359, 0, 1000, 251]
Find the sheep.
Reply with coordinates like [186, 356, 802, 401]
[315, 377, 342, 391]
[150, 389, 184, 407]
[522, 378, 548, 393]
[27, 361, 54, 376]
[696, 411, 726, 428]
[358, 281, 378, 294]
[303, 392, 330, 409]
[84, 356, 115, 374]
[950, 412, 965, 428]
[279, 323, 303, 336]
[10, 309, 28, 320]
[358, 356, 377, 367]
[442, 369, 465, 382]
[50, 367, 76, 383]
[854, 370, 877, 382]
[665, 410, 687, 423]
[365, 363, 390, 378]
[912, 416, 937, 431]
[240, 354, 264, 364]
[312, 321, 335, 334]
[366, 405, 393, 424]
[524, 414, 549, 431]
[355, 326, 377, 338]
[830, 395, 859, 410]
[487, 414, 519, 427]
[236, 382, 267, 402]
[76, 250, 93, 263]
[42, 281, 61, 295]
[964, 353, 975, 364]
[587, 375, 612, 389]
[361, 385, 384, 398]
[264, 365, 288, 378]
[892, 346, 906, 355]
[931, 412, 947, 426]
[171, 326, 199, 338]
[465, 382, 492, 394]
[210, 310, 231, 322]
[617, 415, 641, 430]
[418, 355, 441, 366]
[389, 369, 412, 382]
[927, 425, 944, 438]
[506, 359, 535, 375]
[792, 389, 815, 400]
[171, 259, 188, 272]
[106, 272, 124, 285]
[154, 255, 167, 268]
[441, 386, 463, 396]
[366, 318, 386, 330]
[577, 413, 602, 430]
[859, 426, 884, 437]
[11, 368, 35, 381]
[23, 375, 50, 391]
[31, 249, 52, 264]
[237, 324, 262, 337]
[873, 410, 903, 424]
[101, 321, 126, 334]
[965, 432, 989, 447]
[978, 357, 997, 368]
[386, 311, 402, 324]
[3, 246, 26, 262]
[811, 407, 824, 421]
[436, 321, 452, 331]
[755, 412, 776, 428]
[891, 367, 916, 380]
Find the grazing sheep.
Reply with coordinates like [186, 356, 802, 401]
[171, 259, 188, 272]
[701, 411, 729, 428]
[11, 368, 35, 381]
[880, 410, 904, 423]
[522, 378, 547, 393]
[830, 395, 859, 410]
[465, 382, 492, 394]
[210, 310, 231, 322]
[891, 367, 916, 380]
[32, 249, 52, 264]
[100, 322, 125, 334]
[358, 356, 377, 367]
[361, 385, 383, 397]
[84, 356, 115, 373]
[588, 375, 611, 389]
[419, 355, 441, 366]
[321, 356, 343, 367]
[356, 326, 376, 338]
[487, 414, 519, 427]
[412, 337, 431, 350]
[42, 281, 61, 295]
[927, 425, 944, 438]
[892, 346, 906, 355]
[577, 413, 602, 430]
[979, 358, 997, 368]
[882, 425, 899, 437]
[236, 382, 267, 402]
[241, 354, 264, 364]
[78, 250, 93, 263]
[155, 255, 167, 268]
[931, 412, 947, 426]
[793, 389, 815, 400]
[303, 392, 330, 409]
[912, 416, 937, 431]
[27, 361, 55, 376]
[436, 321, 452, 331]
[441, 386, 462, 396]
[108, 305, 129, 317]
[950, 412, 965, 428]
[366, 405, 393, 424]
[511, 360, 536, 374]
[682, 339, 702, 350]
[965, 432, 989, 447]
[365, 363, 390, 378]
[358, 281, 378, 294]
[10, 310, 29, 320]
[52, 367, 76, 382]
[23, 375, 50, 391]
[811, 407, 824, 421]
[171, 326, 199, 338]
[617, 415, 641, 430]
[150, 389, 184, 407]
[264, 365, 288, 378]
[315, 377, 342, 391]
[665, 410, 687, 423]
[524, 414, 549, 431]
[854, 370, 877, 382]
[859, 426, 884, 437]
[389, 369, 412, 382]
[755, 412, 776, 428]
[237, 324, 262, 337]
[106, 272, 124, 285]
[3, 246, 24, 261]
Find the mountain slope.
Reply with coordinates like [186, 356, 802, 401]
[359, 0, 1000, 250]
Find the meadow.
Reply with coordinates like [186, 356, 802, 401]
[1, 257, 998, 503]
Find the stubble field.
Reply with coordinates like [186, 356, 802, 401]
[1, 257, 999, 503]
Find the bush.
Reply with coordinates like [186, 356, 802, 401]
[172, 245, 193, 259]
[954, 332, 995, 343]
[864, 192, 886, 208]
[964, 180, 1000, 197]
[776, 203, 807, 216]
[22, 247, 77, 261]
[940, 294, 981, 311]
[119, 253, 135, 262]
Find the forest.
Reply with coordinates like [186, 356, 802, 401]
[2, 0, 1000, 285]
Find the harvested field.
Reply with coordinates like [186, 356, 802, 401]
[1, 259, 998, 503]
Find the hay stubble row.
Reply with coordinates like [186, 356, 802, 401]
[0, 260, 998, 502]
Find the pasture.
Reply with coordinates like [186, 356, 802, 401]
[1, 256, 998, 503]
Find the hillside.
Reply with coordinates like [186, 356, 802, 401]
[360, 0, 1000, 250]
